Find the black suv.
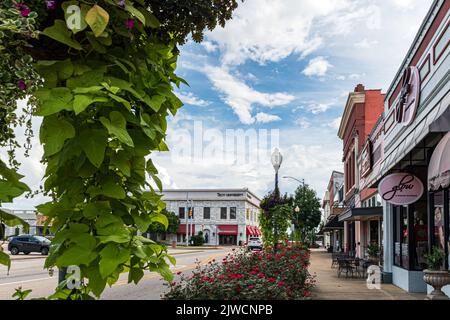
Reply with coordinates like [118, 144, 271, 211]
[8, 235, 51, 255]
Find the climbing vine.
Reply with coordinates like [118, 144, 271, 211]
[0, 0, 239, 299]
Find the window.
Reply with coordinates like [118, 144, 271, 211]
[220, 207, 227, 219]
[178, 207, 185, 219]
[430, 189, 450, 270]
[246, 209, 250, 220]
[230, 207, 236, 219]
[393, 201, 428, 271]
[203, 207, 210, 219]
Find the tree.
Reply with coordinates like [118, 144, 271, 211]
[292, 184, 322, 245]
[147, 210, 180, 235]
[0, 0, 240, 299]
[259, 191, 293, 247]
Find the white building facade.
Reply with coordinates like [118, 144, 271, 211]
[0, 208, 37, 238]
[159, 189, 262, 246]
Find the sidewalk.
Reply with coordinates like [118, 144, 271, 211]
[309, 249, 425, 300]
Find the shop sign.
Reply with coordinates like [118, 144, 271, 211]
[395, 66, 421, 126]
[378, 173, 424, 205]
[360, 141, 373, 177]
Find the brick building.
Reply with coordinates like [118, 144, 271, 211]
[337, 84, 385, 257]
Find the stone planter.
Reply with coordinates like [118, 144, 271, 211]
[423, 270, 450, 300]
[368, 256, 379, 266]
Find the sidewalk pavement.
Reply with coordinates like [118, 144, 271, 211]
[309, 249, 426, 300]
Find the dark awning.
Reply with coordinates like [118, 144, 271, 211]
[322, 215, 344, 231]
[338, 207, 383, 222]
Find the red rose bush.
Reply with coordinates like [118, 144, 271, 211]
[164, 243, 316, 300]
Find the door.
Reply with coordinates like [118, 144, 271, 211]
[16, 237, 30, 251]
[203, 230, 210, 244]
[29, 237, 42, 252]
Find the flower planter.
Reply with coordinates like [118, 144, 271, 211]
[423, 270, 450, 300]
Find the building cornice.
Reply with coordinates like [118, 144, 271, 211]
[338, 92, 365, 139]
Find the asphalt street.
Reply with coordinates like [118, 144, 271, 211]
[0, 247, 233, 300]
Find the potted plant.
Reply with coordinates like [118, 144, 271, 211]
[366, 244, 380, 264]
[423, 247, 450, 300]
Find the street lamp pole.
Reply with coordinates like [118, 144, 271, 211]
[271, 148, 283, 253]
[283, 176, 305, 243]
[282, 176, 305, 186]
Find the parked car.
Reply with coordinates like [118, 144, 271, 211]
[8, 235, 51, 255]
[247, 237, 262, 251]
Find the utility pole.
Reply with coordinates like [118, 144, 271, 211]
[189, 199, 194, 244]
[185, 192, 189, 246]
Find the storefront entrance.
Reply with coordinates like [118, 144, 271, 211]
[219, 235, 237, 246]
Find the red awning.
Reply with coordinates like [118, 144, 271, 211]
[178, 224, 196, 235]
[218, 224, 238, 235]
[254, 227, 261, 236]
[246, 226, 254, 236]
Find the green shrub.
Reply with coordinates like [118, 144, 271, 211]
[164, 243, 316, 300]
[425, 247, 445, 270]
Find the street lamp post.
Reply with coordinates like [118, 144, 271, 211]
[294, 205, 300, 243]
[282, 176, 305, 186]
[283, 176, 305, 243]
[271, 148, 283, 253]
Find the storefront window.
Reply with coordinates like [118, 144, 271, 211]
[434, 191, 445, 254]
[394, 206, 401, 266]
[448, 190, 450, 269]
[412, 201, 428, 270]
[401, 209, 409, 268]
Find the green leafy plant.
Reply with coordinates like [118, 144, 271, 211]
[425, 247, 445, 271]
[259, 192, 293, 247]
[367, 243, 380, 258]
[0, 0, 240, 299]
[164, 243, 315, 300]
[191, 231, 205, 246]
[147, 210, 180, 235]
[12, 287, 33, 300]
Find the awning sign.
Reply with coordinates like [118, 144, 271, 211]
[378, 173, 424, 205]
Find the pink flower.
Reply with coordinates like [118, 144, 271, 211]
[18, 80, 27, 91]
[277, 281, 285, 286]
[125, 19, 135, 29]
[268, 277, 276, 283]
[16, 4, 30, 17]
[258, 273, 265, 278]
[45, 0, 56, 9]
[248, 284, 255, 289]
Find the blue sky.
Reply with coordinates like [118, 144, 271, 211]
[2, 0, 434, 209]
[151, 0, 434, 200]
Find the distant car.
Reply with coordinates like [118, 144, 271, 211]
[8, 235, 51, 255]
[247, 237, 262, 251]
[315, 240, 323, 247]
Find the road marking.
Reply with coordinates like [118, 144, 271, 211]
[0, 276, 52, 286]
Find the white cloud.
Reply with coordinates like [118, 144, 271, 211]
[295, 117, 311, 129]
[255, 112, 281, 124]
[202, 41, 218, 53]
[176, 92, 210, 107]
[328, 117, 342, 130]
[205, 0, 353, 65]
[305, 102, 333, 114]
[203, 65, 295, 124]
[302, 57, 332, 77]
[354, 39, 379, 48]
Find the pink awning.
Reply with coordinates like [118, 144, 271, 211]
[218, 225, 238, 235]
[178, 224, 196, 235]
[429, 131, 450, 191]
